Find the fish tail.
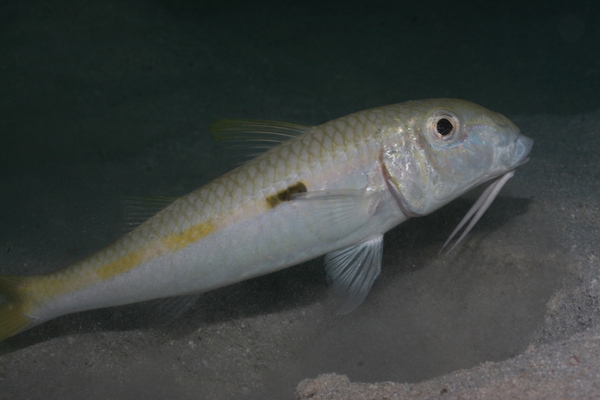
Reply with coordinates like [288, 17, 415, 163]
[0, 275, 38, 341]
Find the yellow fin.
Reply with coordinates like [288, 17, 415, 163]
[0, 275, 37, 341]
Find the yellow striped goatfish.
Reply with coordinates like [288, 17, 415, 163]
[0, 99, 533, 341]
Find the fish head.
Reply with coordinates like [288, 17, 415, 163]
[382, 98, 533, 216]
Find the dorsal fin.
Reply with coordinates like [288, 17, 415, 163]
[121, 196, 178, 231]
[210, 119, 312, 141]
[210, 119, 313, 165]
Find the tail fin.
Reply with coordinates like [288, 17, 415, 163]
[0, 275, 37, 341]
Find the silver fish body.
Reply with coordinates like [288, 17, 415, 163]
[0, 99, 533, 340]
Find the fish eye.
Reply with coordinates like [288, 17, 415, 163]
[436, 118, 454, 136]
[429, 112, 460, 141]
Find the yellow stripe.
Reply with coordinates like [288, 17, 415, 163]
[33, 221, 215, 301]
[160, 222, 214, 252]
[95, 221, 215, 281]
[94, 248, 146, 281]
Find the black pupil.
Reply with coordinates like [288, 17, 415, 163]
[436, 118, 454, 136]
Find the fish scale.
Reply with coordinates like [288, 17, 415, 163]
[0, 99, 533, 341]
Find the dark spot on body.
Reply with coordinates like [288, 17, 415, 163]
[266, 182, 307, 208]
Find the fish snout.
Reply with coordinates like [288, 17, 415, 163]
[513, 134, 534, 167]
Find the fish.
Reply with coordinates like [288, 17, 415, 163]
[0, 98, 533, 341]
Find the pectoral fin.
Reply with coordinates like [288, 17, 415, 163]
[291, 189, 382, 242]
[324, 235, 383, 314]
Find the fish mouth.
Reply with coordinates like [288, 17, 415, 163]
[438, 133, 534, 253]
[513, 134, 534, 168]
